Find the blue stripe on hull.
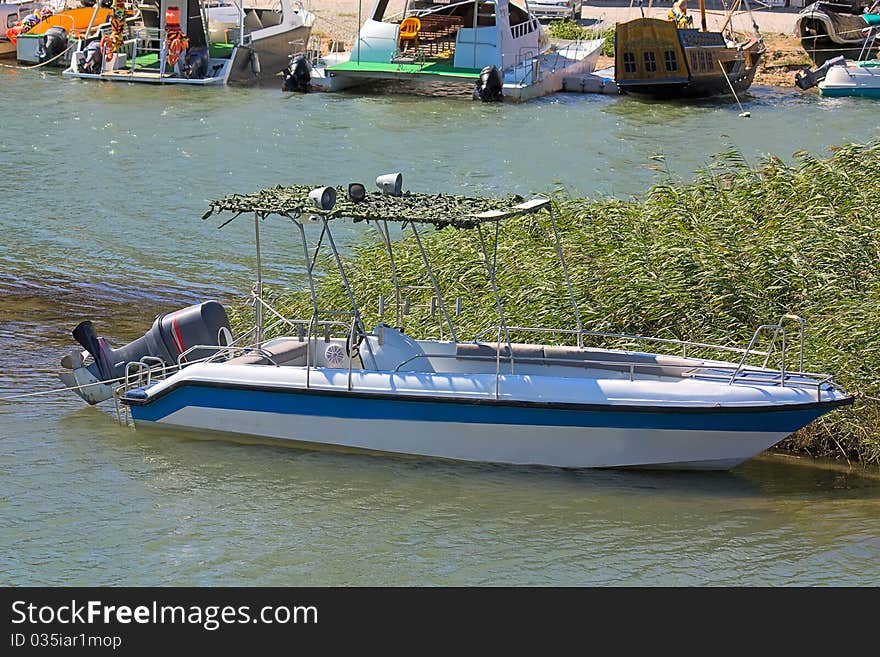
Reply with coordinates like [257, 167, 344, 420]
[130, 385, 831, 433]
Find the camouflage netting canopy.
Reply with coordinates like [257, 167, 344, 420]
[203, 185, 532, 229]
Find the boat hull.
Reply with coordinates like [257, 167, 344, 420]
[819, 61, 880, 97]
[310, 39, 603, 102]
[227, 23, 311, 84]
[126, 378, 845, 471]
[619, 66, 758, 99]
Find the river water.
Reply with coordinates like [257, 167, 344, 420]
[2, 68, 879, 585]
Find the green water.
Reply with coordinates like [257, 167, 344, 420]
[2, 68, 880, 585]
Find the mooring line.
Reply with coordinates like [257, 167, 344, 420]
[0, 43, 75, 71]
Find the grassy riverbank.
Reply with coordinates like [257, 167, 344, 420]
[231, 143, 880, 464]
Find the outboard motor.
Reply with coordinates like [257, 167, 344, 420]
[282, 54, 311, 92]
[59, 301, 231, 405]
[473, 65, 503, 102]
[183, 46, 209, 80]
[79, 39, 103, 75]
[795, 55, 846, 90]
[38, 26, 68, 64]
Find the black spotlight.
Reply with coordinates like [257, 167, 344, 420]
[348, 183, 366, 203]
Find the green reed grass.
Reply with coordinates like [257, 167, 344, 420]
[547, 18, 616, 57]
[230, 142, 880, 464]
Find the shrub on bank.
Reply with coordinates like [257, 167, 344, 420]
[547, 18, 616, 57]
[230, 143, 880, 464]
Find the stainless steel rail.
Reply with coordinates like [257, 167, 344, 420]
[390, 351, 838, 401]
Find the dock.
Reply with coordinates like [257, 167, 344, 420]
[562, 67, 619, 95]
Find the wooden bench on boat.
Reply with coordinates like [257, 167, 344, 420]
[412, 14, 463, 56]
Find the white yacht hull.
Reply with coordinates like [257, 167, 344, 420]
[819, 61, 880, 98]
[141, 407, 787, 470]
[124, 362, 849, 470]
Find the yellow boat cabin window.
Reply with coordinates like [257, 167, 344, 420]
[623, 52, 636, 73]
[643, 51, 657, 72]
[664, 49, 678, 72]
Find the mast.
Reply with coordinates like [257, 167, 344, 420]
[720, 0, 742, 36]
[699, 0, 707, 32]
[472, 0, 478, 68]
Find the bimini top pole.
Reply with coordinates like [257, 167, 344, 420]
[545, 203, 583, 348]
[320, 216, 378, 369]
[254, 212, 263, 344]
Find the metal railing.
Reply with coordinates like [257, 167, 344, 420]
[472, 313, 812, 388]
[389, 343, 837, 402]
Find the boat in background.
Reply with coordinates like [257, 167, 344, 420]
[57, 177, 853, 471]
[63, 0, 313, 85]
[796, 1, 880, 65]
[0, 0, 41, 57]
[298, 0, 604, 102]
[614, 0, 764, 98]
[795, 14, 879, 96]
[13, 1, 112, 65]
[818, 56, 880, 96]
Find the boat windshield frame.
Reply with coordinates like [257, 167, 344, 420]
[204, 188, 582, 367]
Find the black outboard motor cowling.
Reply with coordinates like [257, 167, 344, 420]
[474, 65, 503, 102]
[60, 301, 231, 404]
[282, 55, 311, 92]
[795, 55, 846, 90]
[183, 46, 209, 80]
[79, 39, 104, 75]
[38, 26, 68, 64]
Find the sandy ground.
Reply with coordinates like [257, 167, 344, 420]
[311, 1, 802, 40]
[309, 1, 812, 86]
[309, 0, 365, 43]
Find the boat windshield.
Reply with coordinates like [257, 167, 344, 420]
[369, 1, 533, 30]
[374, 0, 496, 26]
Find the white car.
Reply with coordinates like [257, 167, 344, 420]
[527, 0, 583, 21]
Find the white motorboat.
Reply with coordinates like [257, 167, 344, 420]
[819, 56, 880, 97]
[0, 0, 41, 57]
[293, 0, 604, 102]
[63, 0, 313, 85]
[58, 178, 852, 471]
[796, 21, 880, 97]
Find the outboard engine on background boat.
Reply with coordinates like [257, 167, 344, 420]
[59, 301, 231, 405]
[474, 65, 503, 102]
[795, 55, 846, 90]
[37, 26, 68, 64]
[79, 39, 104, 75]
[183, 46, 209, 80]
[282, 54, 311, 92]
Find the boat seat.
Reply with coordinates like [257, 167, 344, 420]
[227, 339, 309, 365]
[398, 17, 421, 51]
[543, 345, 698, 376]
[456, 342, 546, 360]
[457, 342, 698, 377]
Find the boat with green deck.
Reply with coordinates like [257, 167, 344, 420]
[304, 0, 604, 102]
